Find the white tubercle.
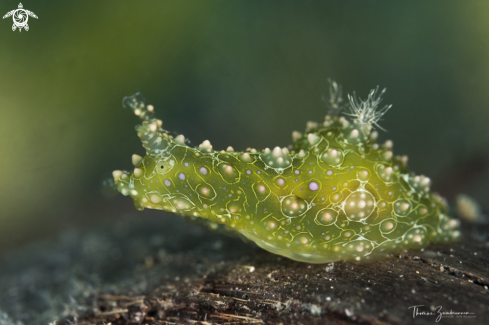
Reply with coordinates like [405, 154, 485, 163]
[382, 150, 393, 160]
[133, 168, 143, 178]
[307, 133, 321, 146]
[273, 146, 282, 157]
[174, 134, 186, 145]
[112, 170, 123, 182]
[199, 140, 213, 151]
[149, 122, 158, 132]
[306, 121, 318, 132]
[401, 155, 409, 166]
[370, 131, 378, 141]
[132, 154, 143, 166]
[292, 131, 302, 142]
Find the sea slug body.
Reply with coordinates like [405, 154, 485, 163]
[112, 82, 460, 263]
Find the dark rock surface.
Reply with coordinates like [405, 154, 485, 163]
[0, 211, 488, 325]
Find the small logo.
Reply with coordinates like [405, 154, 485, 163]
[3, 3, 38, 32]
[408, 305, 476, 323]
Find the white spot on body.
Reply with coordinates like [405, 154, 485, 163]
[199, 167, 208, 175]
[309, 181, 319, 191]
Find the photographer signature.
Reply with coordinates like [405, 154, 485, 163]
[408, 305, 476, 322]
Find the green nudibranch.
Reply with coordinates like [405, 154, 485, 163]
[113, 82, 460, 263]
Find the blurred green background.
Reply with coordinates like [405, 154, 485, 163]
[1, 0, 488, 254]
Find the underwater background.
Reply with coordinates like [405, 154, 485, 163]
[0, 0, 488, 255]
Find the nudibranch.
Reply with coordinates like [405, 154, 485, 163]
[112, 82, 460, 263]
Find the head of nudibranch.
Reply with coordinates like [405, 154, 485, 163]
[112, 84, 461, 264]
